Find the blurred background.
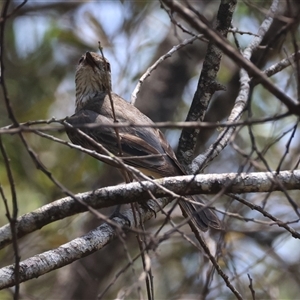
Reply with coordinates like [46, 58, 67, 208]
[0, 0, 300, 299]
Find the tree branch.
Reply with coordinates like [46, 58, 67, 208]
[0, 169, 299, 250]
[0, 169, 299, 289]
[161, 0, 300, 115]
[190, 0, 282, 171]
[177, 0, 236, 167]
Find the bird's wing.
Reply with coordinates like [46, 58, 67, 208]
[66, 108, 182, 177]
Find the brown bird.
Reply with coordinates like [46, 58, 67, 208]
[66, 51, 221, 232]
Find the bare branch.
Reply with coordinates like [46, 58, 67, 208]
[0, 169, 299, 250]
[161, 0, 300, 115]
[0, 112, 291, 135]
[177, 0, 235, 167]
[131, 33, 205, 105]
[191, 0, 282, 171]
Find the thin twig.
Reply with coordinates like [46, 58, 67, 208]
[0, 0, 28, 23]
[0, 112, 291, 135]
[0, 0, 21, 297]
[191, 0, 282, 172]
[131, 33, 205, 105]
[247, 273, 256, 300]
[161, 0, 300, 115]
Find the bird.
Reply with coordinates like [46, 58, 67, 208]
[66, 51, 221, 232]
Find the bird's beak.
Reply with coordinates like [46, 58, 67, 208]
[85, 52, 97, 68]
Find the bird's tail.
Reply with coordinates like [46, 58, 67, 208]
[179, 196, 221, 232]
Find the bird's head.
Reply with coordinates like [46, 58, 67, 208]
[75, 51, 112, 110]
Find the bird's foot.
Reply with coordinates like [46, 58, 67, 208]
[109, 205, 131, 226]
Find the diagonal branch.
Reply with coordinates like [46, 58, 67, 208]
[177, 0, 236, 167]
[161, 0, 300, 115]
[0, 169, 299, 290]
[190, 0, 282, 172]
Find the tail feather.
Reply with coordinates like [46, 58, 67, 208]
[179, 196, 221, 232]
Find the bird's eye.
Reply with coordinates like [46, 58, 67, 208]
[106, 62, 111, 72]
[78, 56, 84, 64]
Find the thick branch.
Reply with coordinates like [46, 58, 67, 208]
[0, 169, 299, 289]
[191, 0, 281, 171]
[0, 170, 299, 249]
[0, 170, 299, 289]
[177, 0, 236, 166]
